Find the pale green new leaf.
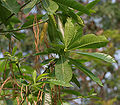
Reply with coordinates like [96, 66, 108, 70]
[55, 56, 72, 83]
[73, 51, 116, 63]
[1, 0, 20, 14]
[64, 18, 77, 50]
[42, 0, 59, 14]
[53, 0, 90, 15]
[69, 34, 108, 49]
[32, 70, 37, 84]
[69, 58, 103, 86]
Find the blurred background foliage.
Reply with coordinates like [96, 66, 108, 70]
[0, 0, 120, 105]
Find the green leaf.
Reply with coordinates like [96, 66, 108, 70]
[36, 73, 49, 81]
[49, 79, 73, 87]
[42, 0, 59, 14]
[61, 89, 83, 96]
[71, 74, 80, 88]
[0, 60, 8, 72]
[77, 0, 100, 15]
[69, 34, 108, 49]
[69, 58, 103, 86]
[73, 51, 116, 63]
[13, 32, 26, 40]
[86, 0, 100, 9]
[12, 46, 17, 56]
[53, 0, 90, 15]
[55, 56, 72, 83]
[23, 0, 38, 14]
[1, 0, 20, 14]
[0, 2, 11, 25]
[32, 70, 37, 84]
[48, 15, 63, 43]
[64, 18, 77, 50]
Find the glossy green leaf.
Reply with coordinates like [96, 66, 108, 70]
[42, 0, 59, 14]
[69, 58, 103, 86]
[69, 34, 108, 49]
[1, 0, 20, 14]
[73, 51, 116, 63]
[55, 56, 72, 83]
[53, 0, 90, 15]
[23, 0, 38, 14]
[49, 79, 73, 87]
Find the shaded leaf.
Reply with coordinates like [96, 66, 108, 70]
[71, 74, 80, 88]
[1, 0, 20, 14]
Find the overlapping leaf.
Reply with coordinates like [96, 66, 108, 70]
[73, 51, 116, 63]
[69, 34, 108, 49]
[53, 0, 90, 15]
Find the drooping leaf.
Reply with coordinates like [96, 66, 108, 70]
[69, 34, 108, 50]
[49, 79, 73, 87]
[53, 0, 90, 15]
[23, 0, 38, 14]
[55, 56, 72, 83]
[72, 51, 116, 63]
[1, 0, 20, 14]
[42, 0, 59, 14]
[71, 74, 80, 88]
[69, 58, 103, 86]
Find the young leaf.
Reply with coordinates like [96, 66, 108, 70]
[36, 73, 49, 81]
[55, 56, 72, 83]
[72, 51, 116, 63]
[69, 34, 108, 50]
[53, 0, 90, 15]
[49, 79, 73, 87]
[69, 58, 103, 86]
[1, 0, 20, 14]
[64, 18, 77, 50]
[32, 70, 37, 84]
